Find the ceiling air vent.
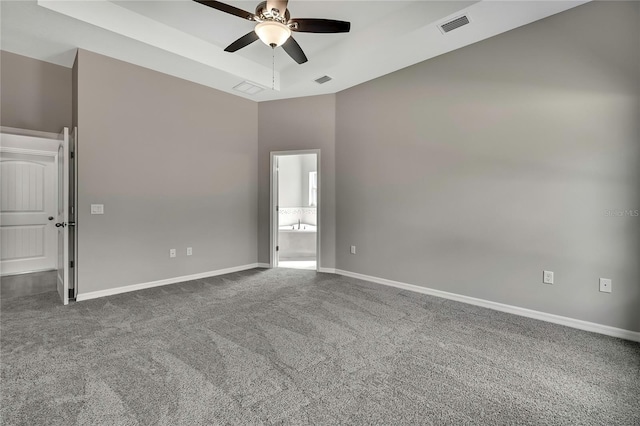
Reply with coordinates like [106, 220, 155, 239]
[439, 15, 470, 34]
[315, 75, 332, 84]
[233, 81, 265, 95]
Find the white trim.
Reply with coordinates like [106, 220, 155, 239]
[76, 263, 263, 301]
[257, 263, 271, 268]
[0, 147, 58, 157]
[269, 153, 278, 268]
[71, 127, 79, 300]
[318, 267, 336, 274]
[333, 269, 640, 343]
[1, 126, 62, 140]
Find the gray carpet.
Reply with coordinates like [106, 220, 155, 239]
[1, 268, 639, 425]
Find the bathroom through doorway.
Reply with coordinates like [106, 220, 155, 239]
[270, 150, 319, 271]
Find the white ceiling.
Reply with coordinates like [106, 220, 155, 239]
[1, 0, 589, 102]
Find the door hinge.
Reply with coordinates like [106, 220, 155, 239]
[70, 260, 74, 268]
[70, 152, 75, 159]
[276, 246, 279, 251]
[276, 205, 279, 212]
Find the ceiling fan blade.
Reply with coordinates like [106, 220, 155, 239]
[290, 18, 351, 34]
[193, 1, 255, 21]
[282, 37, 308, 64]
[266, 0, 289, 16]
[224, 31, 259, 52]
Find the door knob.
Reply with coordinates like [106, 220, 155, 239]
[49, 216, 54, 221]
[55, 223, 66, 228]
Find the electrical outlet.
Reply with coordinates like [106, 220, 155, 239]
[169, 249, 176, 258]
[599, 278, 612, 293]
[187, 247, 193, 256]
[543, 270, 554, 285]
[90, 204, 104, 215]
[350, 245, 356, 255]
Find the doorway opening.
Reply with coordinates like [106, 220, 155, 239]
[270, 150, 320, 271]
[0, 127, 76, 304]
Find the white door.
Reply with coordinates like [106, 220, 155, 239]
[0, 152, 57, 275]
[56, 128, 70, 305]
[69, 127, 77, 299]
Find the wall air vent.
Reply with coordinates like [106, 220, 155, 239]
[233, 81, 265, 95]
[315, 75, 332, 84]
[439, 15, 470, 34]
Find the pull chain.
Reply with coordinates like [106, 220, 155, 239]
[272, 46, 275, 91]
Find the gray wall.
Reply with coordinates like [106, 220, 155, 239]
[258, 95, 336, 268]
[76, 49, 258, 294]
[1, 51, 72, 133]
[335, 1, 640, 331]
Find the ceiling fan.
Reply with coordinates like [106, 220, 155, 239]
[194, 0, 351, 64]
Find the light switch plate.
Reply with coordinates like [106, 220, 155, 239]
[91, 204, 104, 215]
[599, 278, 612, 293]
[543, 270, 554, 285]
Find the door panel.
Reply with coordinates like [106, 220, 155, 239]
[1, 160, 45, 211]
[1, 226, 45, 259]
[0, 154, 56, 275]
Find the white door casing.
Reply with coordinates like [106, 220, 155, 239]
[0, 151, 57, 275]
[270, 150, 321, 271]
[57, 128, 70, 305]
[273, 156, 279, 267]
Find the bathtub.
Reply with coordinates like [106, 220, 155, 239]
[278, 224, 316, 260]
[279, 224, 317, 232]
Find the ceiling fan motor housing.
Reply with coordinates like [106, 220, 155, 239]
[255, 1, 290, 24]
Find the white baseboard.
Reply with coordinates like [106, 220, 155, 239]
[318, 267, 336, 274]
[257, 263, 271, 268]
[333, 269, 640, 343]
[76, 263, 263, 302]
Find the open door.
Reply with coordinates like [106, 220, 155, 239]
[56, 128, 69, 305]
[69, 127, 77, 300]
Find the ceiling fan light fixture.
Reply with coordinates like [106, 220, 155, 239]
[255, 21, 291, 47]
